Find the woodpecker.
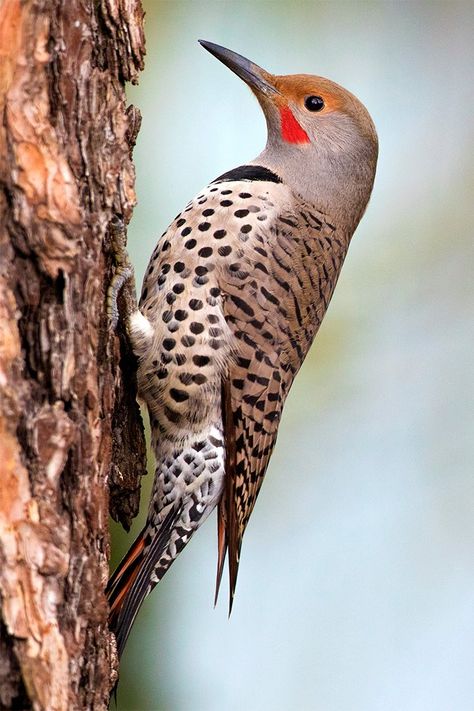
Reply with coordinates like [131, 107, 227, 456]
[107, 40, 378, 658]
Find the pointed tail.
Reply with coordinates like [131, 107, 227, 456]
[106, 506, 179, 658]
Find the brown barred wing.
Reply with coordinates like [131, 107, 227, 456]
[218, 286, 289, 613]
[215, 201, 350, 611]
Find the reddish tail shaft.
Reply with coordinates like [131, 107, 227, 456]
[106, 506, 180, 657]
[106, 528, 146, 657]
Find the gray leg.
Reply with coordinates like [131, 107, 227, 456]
[107, 216, 138, 332]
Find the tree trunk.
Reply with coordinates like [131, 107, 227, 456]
[0, 1, 146, 709]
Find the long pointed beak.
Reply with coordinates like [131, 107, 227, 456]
[199, 40, 279, 98]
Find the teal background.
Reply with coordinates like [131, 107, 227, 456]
[110, 2, 474, 709]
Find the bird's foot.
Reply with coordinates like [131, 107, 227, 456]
[107, 216, 137, 333]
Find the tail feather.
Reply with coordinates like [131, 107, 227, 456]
[106, 506, 180, 658]
[220, 376, 240, 615]
[214, 498, 227, 606]
[107, 532, 145, 618]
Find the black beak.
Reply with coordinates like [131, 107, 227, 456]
[199, 40, 279, 98]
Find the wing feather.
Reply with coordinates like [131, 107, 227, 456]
[214, 197, 349, 608]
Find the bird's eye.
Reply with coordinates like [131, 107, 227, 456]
[304, 95, 325, 112]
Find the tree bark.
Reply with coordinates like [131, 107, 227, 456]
[0, 1, 146, 709]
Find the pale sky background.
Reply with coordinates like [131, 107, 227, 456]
[110, 2, 474, 709]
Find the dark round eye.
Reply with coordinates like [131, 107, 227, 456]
[304, 95, 325, 112]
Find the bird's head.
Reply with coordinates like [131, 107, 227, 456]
[199, 40, 378, 230]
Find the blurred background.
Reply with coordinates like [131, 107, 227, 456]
[110, 2, 474, 709]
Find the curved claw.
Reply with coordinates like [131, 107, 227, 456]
[107, 216, 137, 332]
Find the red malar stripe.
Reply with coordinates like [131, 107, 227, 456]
[279, 106, 310, 144]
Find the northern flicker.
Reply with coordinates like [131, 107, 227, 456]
[107, 40, 378, 658]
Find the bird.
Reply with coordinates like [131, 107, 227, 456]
[106, 39, 378, 659]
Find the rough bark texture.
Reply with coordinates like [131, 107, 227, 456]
[0, 1, 146, 709]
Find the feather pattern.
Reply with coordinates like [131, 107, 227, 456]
[108, 173, 353, 648]
[107, 42, 377, 661]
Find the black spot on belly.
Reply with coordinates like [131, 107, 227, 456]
[193, 355, 210, 367]
[190, 322, 204, 335]
[189, 299, 203, 310]
[170, 388, 189, 403]
[164, 406, 180, 424]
